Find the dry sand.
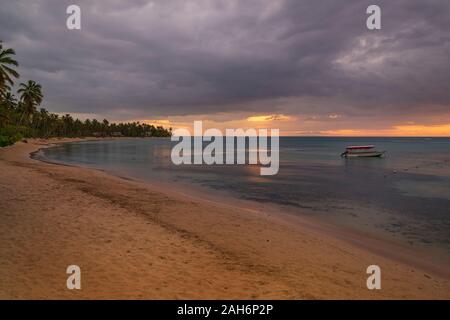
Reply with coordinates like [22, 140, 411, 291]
[0, 138, 449, 299]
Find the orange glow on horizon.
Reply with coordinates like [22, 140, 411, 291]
[142, 119, 171, 126]
[320, 124, 450, 137]
[391, 124, 450, 136]
[136, 118, 450, 137]
[246, 114, 292, 122]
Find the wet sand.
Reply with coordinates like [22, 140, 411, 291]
[0, 138, 449, 299]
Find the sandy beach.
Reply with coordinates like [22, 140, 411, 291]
[0, 139, 449, 299]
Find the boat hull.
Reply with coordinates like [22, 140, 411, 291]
[345, 151, 385, 158]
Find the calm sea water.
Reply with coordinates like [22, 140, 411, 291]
[39, 137, 450, 256]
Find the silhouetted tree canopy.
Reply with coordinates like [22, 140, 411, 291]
[0, 41, 171, 147]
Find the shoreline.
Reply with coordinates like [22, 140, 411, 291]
[33, 138, 450, 279]
[1, 138, 449, 299]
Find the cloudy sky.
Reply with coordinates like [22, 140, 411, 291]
[1, 0, 450, 135]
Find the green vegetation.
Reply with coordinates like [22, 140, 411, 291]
[0, 41, 171, 147]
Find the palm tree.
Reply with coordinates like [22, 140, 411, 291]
[0, 92, 17, 127]
[38, 108, 50, 137]
[1, 92, 17, 109]
[61, 114, 74, 136]
[17, 80, 43, 125]
[0, 41, 20, 98]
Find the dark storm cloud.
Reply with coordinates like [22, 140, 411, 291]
[1, 0, 449, 118]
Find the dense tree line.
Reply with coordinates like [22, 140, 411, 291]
[0, 41, 171, 147]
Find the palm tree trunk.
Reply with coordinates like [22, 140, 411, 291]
[18, 110, 26, 126]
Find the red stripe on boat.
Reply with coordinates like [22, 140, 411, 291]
[346, 145, 375, 150]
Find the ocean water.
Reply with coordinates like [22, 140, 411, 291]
[39, 137, 450, 256]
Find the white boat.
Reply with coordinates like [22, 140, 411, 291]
[341, 145, 385, 158]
